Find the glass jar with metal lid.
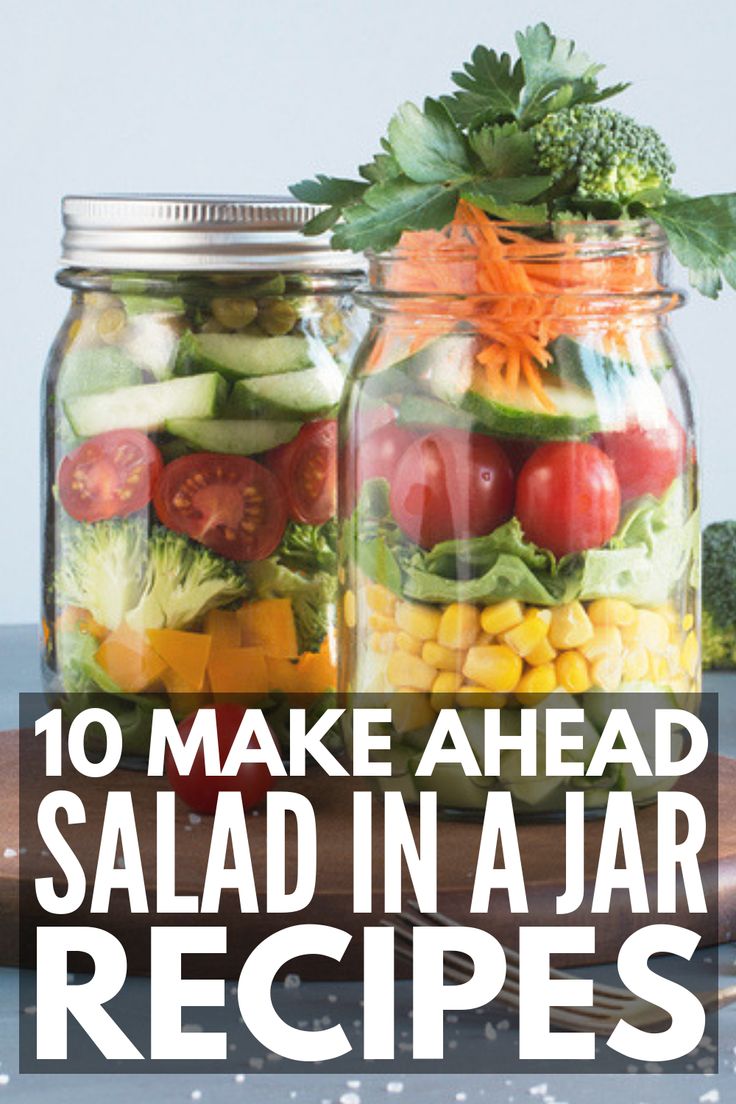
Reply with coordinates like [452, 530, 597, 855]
[43, 195, 363, 746]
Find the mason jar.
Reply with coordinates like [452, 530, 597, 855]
[43, 195, 364, 733]
[339, 216, 699, 817]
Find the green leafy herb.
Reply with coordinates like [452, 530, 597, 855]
[648, 193, 736, 298]
[290, 22, 736, 297]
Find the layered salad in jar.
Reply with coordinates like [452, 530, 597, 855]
[291, 23, 736, 813]
[44, 249, 360, 739]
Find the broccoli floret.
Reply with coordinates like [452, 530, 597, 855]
[247, 559, 336, 653]
[534, 104, 675, 206]
[126, 528, 248, 631]
[56, 520, 247, 633]
[278, 519, 338, 573]
[702, 521, 736, 669]
[56, 520, 148, 630]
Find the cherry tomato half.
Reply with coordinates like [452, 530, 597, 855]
[264, 420, 337, 525]
[596, 413, 688, 501]
[356, 422, 417, 485]
[58, 429, 163, 522]
[154, 452, 288, 561]
[389, 429, 514, 548]
[516, 441, 621, 558]
[166, 703, 277, 815]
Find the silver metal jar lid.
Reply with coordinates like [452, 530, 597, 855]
[60, 194, 361, 272]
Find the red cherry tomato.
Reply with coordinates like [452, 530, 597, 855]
[389, 429, 514, 548]
[357, 404, 398, 439]
[154, 452, 287, 561]
[516, 441, 621, 557]
[357, 422, 417, 484]
[165, 703, 277, 815]
[58, 429, 163, 522]
[596, 413, 688, 501]
[501, 437, 538, 476]
[264, 420, 337, 525]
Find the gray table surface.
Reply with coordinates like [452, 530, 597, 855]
[0, 623, 733, 1102]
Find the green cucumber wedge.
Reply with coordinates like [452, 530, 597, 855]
[175, 330, 312, 380]
[58, 346, 142, 400]
[164, 418, 300, 455]
[425, 335, 601, 439]
[229, 359, 344, 419]
[397, 394, 480, 432]
[65, 372, 226, 436]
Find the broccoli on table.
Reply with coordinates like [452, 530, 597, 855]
[702, 521, 736, 669]
[533, 104, 675, 207]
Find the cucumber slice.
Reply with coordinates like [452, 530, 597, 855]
[427, 335, 601, 439]
[176, 330, 312, 380]
[65, 372, 226, 436]
[165, 418, 300, 455]
[551, 332, 674, 385]
[397, 394, 481, 432]
[58, 346, 142, 399]
[229, 359, 343, 419]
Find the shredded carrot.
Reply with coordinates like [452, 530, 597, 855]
[377, 199, 667, 411]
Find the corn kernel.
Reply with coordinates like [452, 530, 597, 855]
[455, 686, 508, 708]
[343, 589, 356, 629]
[580, 624, 623, 661]
[526, 636, 557, 666]
[396, 631, 422, 656]
[681, 631, 699, 677]
[591, 653, 623, 691]
[682, 613, 694, 632]
[392, 693, 436, 734]
[516, 663, 557, 697]
[422, 640, 463, 671]
[654, 603, 679, 626]
[387, 650, 436, 691]
[430, 671, 464, 711]
[587, 598, 636, 627]
[476, 632, 493, 646]
[480, 599, 524, 636]
[664, 643, 681, 676]
[395, 601, 442, 641]
[548, 602, 594, 650]
[556, 651, 591, 693]
[97, 306, 126, 340]
[438, 603, 480, 650]
[370, 632, 396, 654]
[64, 317, 82, 352]
[368, 612, 396, 633]
[625, 609, 669, 652]
[366, 584, 396, 617]
[463, 645, 522, 692]
[622, 643, 649, 682]
[502, 609, 551, 658]
[648, 651, 670, 684]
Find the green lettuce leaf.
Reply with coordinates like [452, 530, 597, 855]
[346, 477, 697, 610]
[403, 518, 582, 605]
[578, 479, 698, 605]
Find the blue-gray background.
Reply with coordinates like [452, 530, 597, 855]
[2, 0, 736, 622]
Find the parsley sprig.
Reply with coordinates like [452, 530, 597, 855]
[291, 22, 736, 297]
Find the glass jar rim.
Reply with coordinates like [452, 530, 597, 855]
[360, 216, 681, 316]
[366, 217, 668, 262]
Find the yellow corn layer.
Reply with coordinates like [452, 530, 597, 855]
[357, 582, 699, 701]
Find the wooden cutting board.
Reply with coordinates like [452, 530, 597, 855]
[0, 729, 733, 977]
